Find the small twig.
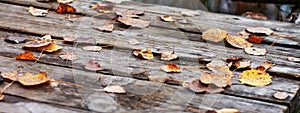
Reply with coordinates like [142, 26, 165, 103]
[266, 37, 280, 50]
[52, 80, 83, 88]
[272, 33, 296, 38]
[35, 50, 44, 63]
[0, 81, 15, 95]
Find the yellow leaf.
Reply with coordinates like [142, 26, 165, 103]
[133, 48, 154, 60]
[225, 36, 252, 49]
[202, 28, 228, 42]
[239, 69, 272, 86]
[18, 72, 50, 86]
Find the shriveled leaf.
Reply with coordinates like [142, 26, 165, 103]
[16, 51, 37, 61]
[116, 9, 144, 18]
[57, 0, 73, 4]
[36, 43, 62, 52]
[256, 61, 274, 72]
[118, 17, 150, 28]
[180, 10, 199, 17]
[128, 38, 140, 45]
[1, 71, 19, 81]
[147, 76, 170, 83]
[215, 108, 241, 113]
[161, 63, 182, 73]
[94, 24, 114, 32]
[82, 46, 102, 52]
[287, 57, 300, 62]
[56, 3, 76, 14]
[84, 60, 104, 71]
[245, 47, 266, 56]
[133, 48, 154, 60]
[273, 92, 288, 100]
[225, 36, 252, 49]
[18, 72, 50, 86]
[160, 15, 175, 22]
[103, 85, 126, 93]
[248, 35, 263, 44]
[161, 51, 178, 61]
[200, 72, 232, 87]
[242, 12, 268, 20]
[235, 61, 251, 69]
[239, 69, 272, 86]
[188, 80, 207, 93]
[28, 6, 48, 17]
[5, 36, 26, 44]
[246, 27, 273, 36]
[89, 3, 115, 10]
[59, 52, 78, 61]
[202, 28, 228, 42]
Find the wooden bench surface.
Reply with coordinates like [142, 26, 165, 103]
[0, 0, 299, 113]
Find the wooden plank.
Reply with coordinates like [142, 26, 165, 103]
[0, 56, 289, 113]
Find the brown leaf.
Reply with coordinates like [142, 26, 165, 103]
[161, 51, 178, 61]
[28, 6, 48, 17]
[244, 47, 266, 56]
[118, 17, 150, 28]
[59, 52, 78, 61]
[225, 35, 253, 49]
[287, 57, 300, 62]
[246, 27, 273, 36]
[200, 72, 232, 87]
[161, 63, 182, 73]
[248, 35, 264, 44]
[18, 72, 50, 86]
[188, 80, 207, 93]
[160, 15, 175, 22]
[235, 61, 251, 69]
[103, 85, 126, 93]
[89, 3, 115, 10]
[94, 24, 114, 32]
[24, 40, 52, 48]
[84, 60, 104, 71]
[273, 92, 288, 100]
[16, 51, 37, 61]
[82, 46, 102, 52]
[116, 9, 144, 18]
[226, 56, 243, 62]
[56, 3, 76, 14]
[147, 76, 170, 83]
[5, 36, 26, 44]
[202, 28, 228, 42]
[256, 61, 274, 72]
[1, 71, 20, 81]
[207, 84, 225, 94]
[206, 60, 232, 76]
[133, 48, 154, 60]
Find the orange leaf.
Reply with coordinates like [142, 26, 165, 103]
[56, 3, 76, 14]
[160, 15, 175, 22]
[18, 72, 50, 86]
[161, 63, 182, 73]
[248, 35, 263, 44]
[225, 35, 253, 49]
[16, 51, 37, 61]
[36, 43, 62, 52]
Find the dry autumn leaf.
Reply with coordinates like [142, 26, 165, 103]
[273, 92, 288, 100]
[118, 17, 150, 28]
[63, 36, 77, 42]
[207, 84, 225, 94]
[160, 15, 175, 22]
[244, 47, 266, 56]
[59, 52, 78, 61]
[226, 56, 243, 62]
[238, 29, 251, 36]
[16, 51, 37, 61]
[82, 46, 102, 52]
[188, 80, 207, 93]
[94, 24, 114, 32]
[206, 60, 233, 76]
[239, 68, 272, 86]
[36, 43, 62, 52]
[161, 63, 182, 73]
[89, 3, 115, 10]
[57, 0, 73, 4]
[18, 72, 50, 86]
[1, 71, 20, 81]
[133, 48, 154, 60]
[56, 3, 76, 14]
[28, 6, 48, 17]
[287, 57, 300, 62]
[115, 9, 144, 18]
[200, 72, 232, 87]
[5, 36, 26, 44]
[225, 35, 253, 49]
[246, 27, 273, 36]
[24, 40, 52, 48]
[256, 61, 274, 72]
[84, 60, 104, 71]
[103, 85, 126, 93]
[161, 51, 178, 61]
[235, 61, 251, 69]
[248, 35, 264, 44]
[215, 108, 241, 113]
[202, 28, 228, 42]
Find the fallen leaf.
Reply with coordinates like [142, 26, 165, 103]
[161, 63, 182, 73]
[104, 0, 131, 4]
[238, 30, 251, 36]
[18, 72, 50, 86]
[273, 92, 288, 100]
[56, 3, 76, 14]
[160, 15, 175, 22]
[235, 61, 251, 69]
[239, 68, 272, 86]
[133, 48, 154, 60]
[244, 47, 266, 56]
[28, 6, 48, 17]
[161, 51, 178, 61]
[16, 51, 37, 61]
[287, 57, 300, 62]
[188, 80, 207, 93]
[215, 108, 241, 113]
[202, 28, 228, 42]
[256, 61, 274, 72]
[59, 52, 78, 61]
[1, 71, 20, 81]
[103, 85, 126, 93]
[225, 35, 253, 49]
[180, 10, 199, 17]
[63, 36, 77, 42]
[226, 56, 243, 62]
[207, 84, 225, 94]
[57, 0, 73, 4]
[128, 38, 140, 45]
[242, 12, 268, 20]
[248, 35, 264, 44]
[118, 17, 150, 28]
[206, 60, 232, 76]
[84, 60, 104, 71]
[89, 3, 115, 10]
[116, 9, 144, 18]
[5, 36, 26, 44]
[94, 24, 114, 32]
[82, 46, 102, 52]
[200, 72, 232, 87]
[24, 40, 52, 48]
[147, 76, 170, 83]
[246, 27, 273, 36]
[36, 43, 62, 52]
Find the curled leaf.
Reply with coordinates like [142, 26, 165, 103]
[18, 72, 50, 86]
[256, 61, 274, 72]
[161, 51, 178, 61]
[225, 36, 252, 49]
[239, 69, 272, 87]
[28, 6, 48, 17]
[103, 85, 126, 93]
[246, 27, 273, 36]
[160, 15, 175, 22]
[202, 28, 228, 42]
[133, 48, 154, 60]
[16, 51, 37, 61]
[235, 61, 251, 69]
[245, 47, 266, 56]
[118, 17, 150, 28]
[161, 63, 182, 73]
